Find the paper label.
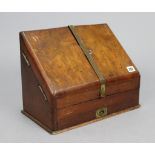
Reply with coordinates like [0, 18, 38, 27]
[127, 66, 136, 72]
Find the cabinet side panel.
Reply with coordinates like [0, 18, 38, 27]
[20, 46, 53, 131]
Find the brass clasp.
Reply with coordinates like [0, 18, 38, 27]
[100, 84, 106, 97]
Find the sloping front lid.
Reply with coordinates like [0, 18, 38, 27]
[21, 24, 140, 109]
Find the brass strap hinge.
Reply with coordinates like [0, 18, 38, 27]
[68, 25, 106, 97]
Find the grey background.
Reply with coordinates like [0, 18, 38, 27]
[0, 13, 154, 143]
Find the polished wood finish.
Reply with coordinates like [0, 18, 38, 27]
[20, 24, 140, 133]
[57, 89, 139, 130]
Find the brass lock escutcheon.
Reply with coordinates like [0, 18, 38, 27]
[96, 107, 107, 118]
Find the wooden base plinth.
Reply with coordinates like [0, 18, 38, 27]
[21, 104, 140, 134]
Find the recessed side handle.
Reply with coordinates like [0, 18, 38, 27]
[21, 52, 30, 67]
[38, 85, 48, 102]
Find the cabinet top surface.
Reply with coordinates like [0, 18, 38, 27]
[21, 24, 139, 95]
